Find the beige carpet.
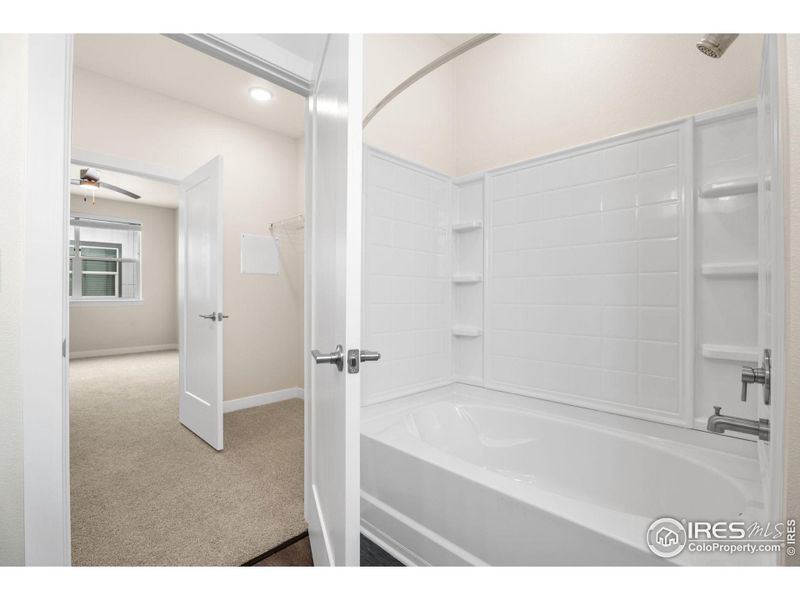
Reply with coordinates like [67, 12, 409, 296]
[69, 351, 306, 566]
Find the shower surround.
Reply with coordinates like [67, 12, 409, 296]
[360, 100, 770, 565]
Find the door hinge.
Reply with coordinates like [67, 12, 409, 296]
[62, 339, 66, 358]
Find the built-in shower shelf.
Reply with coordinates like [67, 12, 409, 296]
[701, 344, 759, 362]
[700, 261, 759, 278]
[452, 274, 483, 283]
[452, 221, 483, 233]
[699, 177, 758, 199]
[452, 326, 482, 337]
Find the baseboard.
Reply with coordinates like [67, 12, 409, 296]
[69, 343, 178, 359]
[224, 387, 304, 413]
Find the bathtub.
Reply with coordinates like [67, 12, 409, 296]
[361, 384, 769, 566]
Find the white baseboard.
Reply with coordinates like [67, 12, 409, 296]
[224, 387, 304, 413]
[69, 343, 178, 359]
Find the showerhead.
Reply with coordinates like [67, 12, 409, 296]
[696, 34, 739, 59]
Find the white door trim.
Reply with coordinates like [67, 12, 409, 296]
[762, 33, 787, 528]
[71, 148, 183, 185]
[304, 33, 363, 566]
[21, 33, 322, 567]
[22, 33, 73, 566]
[165, 34, 314, 97]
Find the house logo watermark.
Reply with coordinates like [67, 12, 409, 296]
[646, 517, 796, 559]
[646, 517, 688, 558]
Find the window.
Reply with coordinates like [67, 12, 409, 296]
[70, 215, 142, 302]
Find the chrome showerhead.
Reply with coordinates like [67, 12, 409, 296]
[696, 34, 739, 59]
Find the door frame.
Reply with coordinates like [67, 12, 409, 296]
[21, 33, 324, 566]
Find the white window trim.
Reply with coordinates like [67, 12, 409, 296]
[70, 299, 144, 307]
[69, 212, 143, 303]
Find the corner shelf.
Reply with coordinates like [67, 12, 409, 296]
[452, 274, 482, 284]
[452, 221, 483, 233]
[699, 177, 757, 199]
[452, 326, 482, 338]
[700, 261, 758, 278]
[701, 344, 759, 362]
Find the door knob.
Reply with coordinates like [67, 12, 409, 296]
[346, 349, 381, 373]
[360, 350, 381, 362]
[216, 312, 229, 321]
[199, 312, 217, 321]
[311, 345, 344, 371]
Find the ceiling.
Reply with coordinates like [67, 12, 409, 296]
[70, 164, 179, 209]
[74, 34, 306, 139]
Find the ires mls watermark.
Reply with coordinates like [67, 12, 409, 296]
[646, 517, 797, 559]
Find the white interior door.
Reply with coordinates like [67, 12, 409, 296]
[179, 156, 224, 451]
[306, 34, 363, 566]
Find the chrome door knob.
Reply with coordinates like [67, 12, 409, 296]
[359, 350, 381, 362]
[346, 348, 382, 373]
[199, 312, 217, 321]
[311, 345, 344, 371]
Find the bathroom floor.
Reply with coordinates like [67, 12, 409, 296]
[69, 351, 306, 566]
[250, 533, 404, 566]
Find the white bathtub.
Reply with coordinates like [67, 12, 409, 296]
[361, 384, 769, 566]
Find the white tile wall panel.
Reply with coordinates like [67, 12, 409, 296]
[485, 124, 689, 425]
[363, 149, 452, 404]
[692, 105, 760, 429]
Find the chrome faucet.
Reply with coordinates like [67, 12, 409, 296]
[706, 349, 772, 441]
[707, 406, 770, 441]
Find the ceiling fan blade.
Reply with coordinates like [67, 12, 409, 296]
[98, 181, 141, 200]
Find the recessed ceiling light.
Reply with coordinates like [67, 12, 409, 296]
[249, 87, 273, 103]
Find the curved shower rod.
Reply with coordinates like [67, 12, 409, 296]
[362, 33, 499, 128]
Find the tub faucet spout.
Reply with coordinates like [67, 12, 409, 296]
[706, 406, 770, 441]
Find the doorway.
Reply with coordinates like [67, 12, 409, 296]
[23, 32, 365, 567]
[66, 35, 308, 565]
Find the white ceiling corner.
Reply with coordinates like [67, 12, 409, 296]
[73, 34, 306, 139]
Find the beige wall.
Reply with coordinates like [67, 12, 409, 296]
[453, 34, 763, 175]
[73, 68, 304, 401]
[69, 196, 178, 355]
[363, 34, 762, 177]
[363, 34, 456, 175]
[0, 33, 27, 566]
[783, 34, 800, 567]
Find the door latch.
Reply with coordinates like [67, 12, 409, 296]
[347, 349, 381, 374]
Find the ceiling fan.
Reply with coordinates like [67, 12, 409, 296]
[70, 167, 141, 200]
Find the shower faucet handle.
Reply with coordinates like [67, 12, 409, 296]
[741, 366, 764, 403]
[740, 372, 751, 403]
[740, 349, 771, 405]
